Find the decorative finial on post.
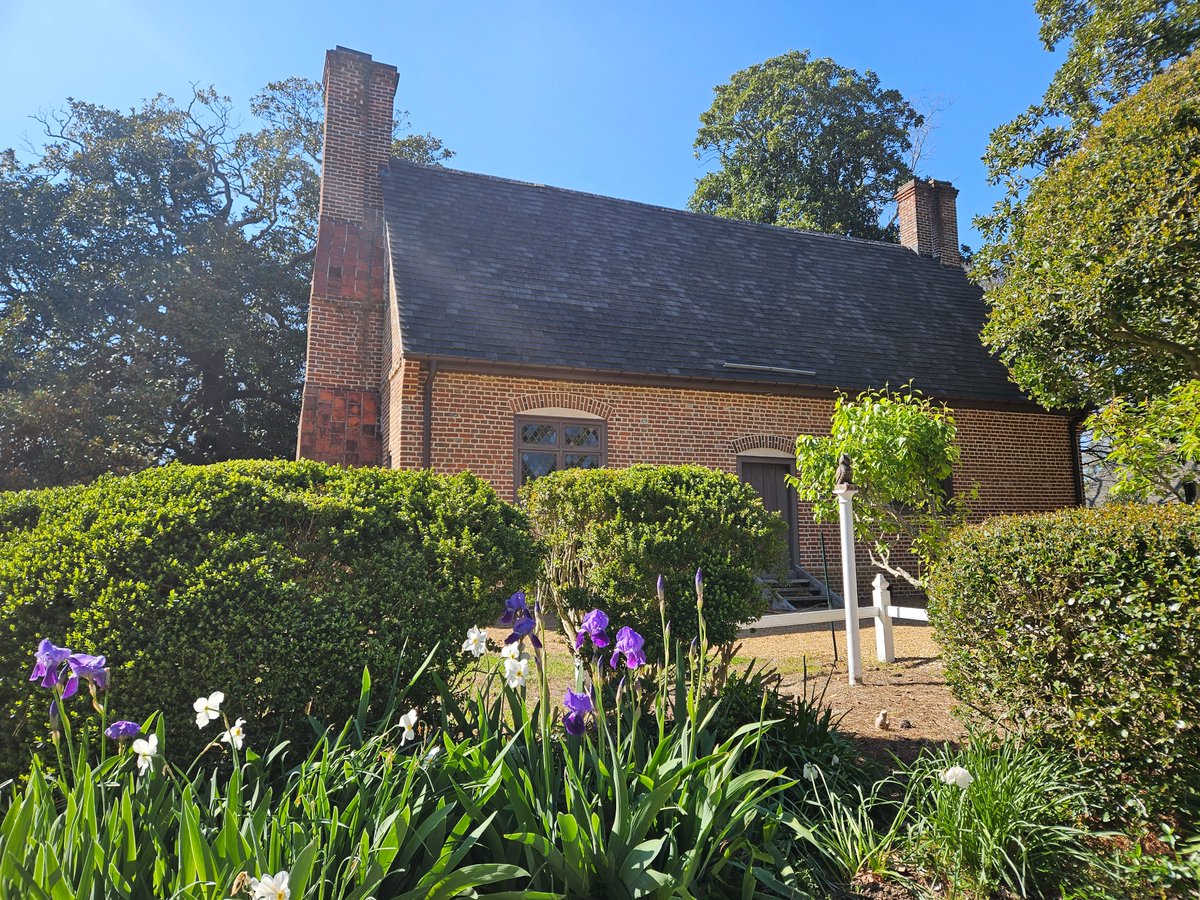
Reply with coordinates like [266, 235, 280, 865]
[834, 453, 854, 489]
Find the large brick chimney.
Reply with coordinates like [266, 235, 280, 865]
[296, 47, 398, 466]
[895, 178, 961, 267]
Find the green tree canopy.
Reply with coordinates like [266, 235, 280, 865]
[688, 50, 923, 241]
[979, 51, 1200, 409]
[0, 78, 451, 490]
[976, 0, 1200, 284]
[788, 387, 969, 588]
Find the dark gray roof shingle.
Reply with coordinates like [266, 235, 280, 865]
[380, 161, 1029, 405]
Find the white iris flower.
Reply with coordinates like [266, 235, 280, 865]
[940, 766, 974, 790]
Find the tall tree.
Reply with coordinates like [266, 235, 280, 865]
[688, 50, 923, 241]
[979, 50, 1200, 412]
[975, 0, 1200, 284]
[0, 79, 451, 490]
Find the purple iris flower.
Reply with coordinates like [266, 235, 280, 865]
[501, 592, 542, 649]
[656, 575, 665, 600]
[63, 653, 108, 699]
[564, 689, 594, 715]
[30, 639, 71, 689]
[498, 592, 528, 626]
[563, 689, 593, 736]
[695, 568, 704, 594]
[609, 626, 647, 670]
[574, 609, 610, 650]
[105, 720, 141, 741]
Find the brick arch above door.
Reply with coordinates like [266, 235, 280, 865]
[509, 392, 613, 420]
[730, 434, 794, 456]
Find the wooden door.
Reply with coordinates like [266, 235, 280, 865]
[738, 457, 798, 566]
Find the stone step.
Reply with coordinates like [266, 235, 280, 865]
[760, 566, 843, 612]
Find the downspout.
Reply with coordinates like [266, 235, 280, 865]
[422, 360, 438, 470]
[1068, 411, 1087, 507]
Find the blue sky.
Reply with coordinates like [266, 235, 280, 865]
[0, 0, 1061, 246]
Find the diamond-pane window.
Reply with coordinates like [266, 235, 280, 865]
[564, 426, 600, 448]
[521, 423, 557, 445]
[521, 452, 557, 483]
[565, 453, 601, 469]
[515, 415, 607, 493]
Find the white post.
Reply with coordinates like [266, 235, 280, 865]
[872, 573, 895, 663]
[833, 484, 862, 685]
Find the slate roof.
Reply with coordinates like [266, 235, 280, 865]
[380, 160, 1032, 406]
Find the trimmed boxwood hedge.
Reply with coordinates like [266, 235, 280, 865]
[927, 504, 1200, 822]
[521, 464, 788, 652]
[0, 460, 538, 776]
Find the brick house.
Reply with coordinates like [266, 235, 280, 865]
[297, 47, 1082, 600]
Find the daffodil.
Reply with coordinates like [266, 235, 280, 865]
[504, 655, 530, 689]
[132, 733, 157, 775]
[219, 718, 246, 751]
[399, 708, 418, 745]
[461, 625, 488, 657]
[249, 870, 290, 900]
[193, 691, 224, 729]
[500, 642, 522, 661]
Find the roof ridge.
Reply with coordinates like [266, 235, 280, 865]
[383, 158, 921, 256]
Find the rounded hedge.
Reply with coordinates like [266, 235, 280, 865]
[927, 504, 1200, 822]
[520, 464, 788, 652]
[0, 460, 539, 776]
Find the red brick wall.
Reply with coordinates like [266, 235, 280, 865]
[389, 367, 1078, 600]
[296, 47, 397, 466]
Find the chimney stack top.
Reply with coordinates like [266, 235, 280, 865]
[895, 178, 961, 267]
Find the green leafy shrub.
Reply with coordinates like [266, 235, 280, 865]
[928, 504, 1200, 821]
[0, 459, 538, 776]
[903, 734, 1102, 897]
[520, 464, 787, 652]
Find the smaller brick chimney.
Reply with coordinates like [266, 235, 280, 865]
[895, 178, 961, 266]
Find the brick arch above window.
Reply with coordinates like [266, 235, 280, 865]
[731, 434, 794, 456]
[510, 392, 613, 420]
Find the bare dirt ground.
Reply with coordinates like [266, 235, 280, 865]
[734, 621, 962, 765]
[488, 620, 959, 766]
